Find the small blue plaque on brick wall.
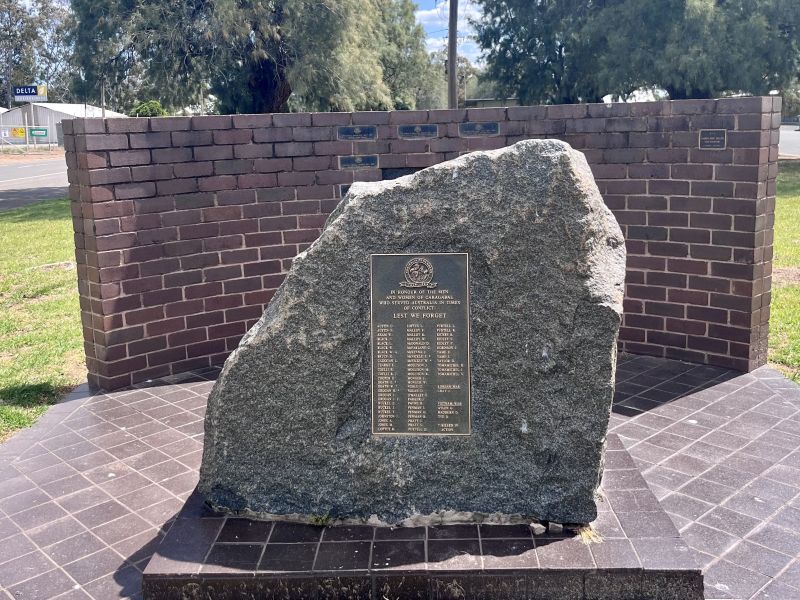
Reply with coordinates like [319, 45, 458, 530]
[338, 126, 378, 141]
[340, 184, 351, 196]
[339, 155, 379, 169]
[398, 124, 439, 139]
[459, 122, 499, 137]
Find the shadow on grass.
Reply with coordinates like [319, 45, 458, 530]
[0, 196, 70, 219]
[0, 382, 65, 407]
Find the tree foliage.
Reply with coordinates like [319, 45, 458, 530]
[70, 0, 440, 114]
[130, 100, 168, 117]
[0, 0, 72, 108]
[474, 0, 800, 104]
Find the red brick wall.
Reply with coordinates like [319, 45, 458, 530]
[63, 97, 781, 390]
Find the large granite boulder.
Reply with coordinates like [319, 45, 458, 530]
[199, 139, 626, 524]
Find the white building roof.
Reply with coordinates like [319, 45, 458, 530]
[30, 103, 127, 118]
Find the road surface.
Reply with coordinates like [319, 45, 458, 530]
[0, 158, 68, 211]
[780, 125, 800, 159]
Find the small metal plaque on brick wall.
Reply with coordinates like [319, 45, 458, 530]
[459, 122, 499, 137]
[338, 126, 377, 141]
[699, 129, 727, 150]
[398, 124, 439, 139]
[339, 155, 379, 170]
[371, 253, 471, 436]
[340, 184, 351, 197]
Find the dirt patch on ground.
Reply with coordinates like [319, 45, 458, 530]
[774, 266, 800, 286]
[0, 150, 65, 164]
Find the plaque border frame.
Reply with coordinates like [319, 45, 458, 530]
[698, 128, 727, 150]
[369, 252, 472, 437]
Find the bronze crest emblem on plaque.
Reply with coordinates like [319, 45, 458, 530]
[400, 257, 437, 289]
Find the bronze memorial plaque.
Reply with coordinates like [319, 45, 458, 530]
[370, 253, 471, 435]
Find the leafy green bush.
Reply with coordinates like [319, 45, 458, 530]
[130, 100, 168, 117]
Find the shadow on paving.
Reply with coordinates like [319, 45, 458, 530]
[613, 354, 738, 418]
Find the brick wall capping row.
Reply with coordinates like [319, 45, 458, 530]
[63, 96, 781, 135]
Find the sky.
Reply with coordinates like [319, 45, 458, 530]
[414, 0, 483, 65]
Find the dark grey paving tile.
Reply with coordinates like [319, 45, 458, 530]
[374, 526, 425, 541]
[93, 512, 153, 545]
[56, 486, 113, 513]
[203, 543, 263, 572]
[321, 524, 374, 541]
[81, 562, 141, 600]
[0, 476, 34, 500]
[660, 492, 715, 521]
[117, 484, 174, 512]
[314, 541, 370, 571]
[616, 510, 679, 538]
[39, 473, 93, 499]
[428, 524, 478, 539]
[62, 547, 126, 585]
[682, 522, 739, 556]
[601, 468, 648, 491]
[753, 580, 800, 600]
[481, 538, 537, 569]
[698, 505, 762, 538]
[269, 521, 324, 543]
[630, 537, 698, 570]
[770, 506, 800, 531]
[479, 523, 532, 539]
[0, 550, 55, 588]
[113, 528, 163, 567]
[534, 537, 594, 569]
[0, 487, 51, 515]
[259, 542, 317, 572]
[589, 538, 640, 569]
[43, 530, 106, 566]
[747, 523, 800, 556]
[9, 501, 68, 530]
[723, 491, 785, 521]
[678, 477, 737, 505]
[371, 540, 426, 570]
[216, 518, 273, 543]
[704, 559, 771, 599]
[590, 511, 625, 539]
[722, 540, 793, 578]
[427, 538, 481, 570]
[703, 464, 759, 489]
[73, 499, 130, 528]
[776, 560, 800, 591]
[604, 488, 663, 512]
[7, 567, 77, 600]
[0, 533, 36, 565]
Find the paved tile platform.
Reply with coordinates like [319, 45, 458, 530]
[141, 434, 701, 600]
[0, 354, 797, 599]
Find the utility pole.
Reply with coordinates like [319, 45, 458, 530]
[447, 0, 458, 109]
[101, 78, 106, 118]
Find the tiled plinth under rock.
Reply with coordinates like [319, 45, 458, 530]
[142, 435, 702, 600]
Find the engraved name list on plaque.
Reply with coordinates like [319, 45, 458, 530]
[370, 253, 471, 436]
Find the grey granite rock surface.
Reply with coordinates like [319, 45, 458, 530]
[199, 139, 626, 524]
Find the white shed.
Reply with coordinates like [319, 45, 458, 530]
[0, 103, 127, 145]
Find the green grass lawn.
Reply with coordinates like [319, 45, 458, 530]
[770, 160, 800, 380]
[0, 199, 84, 441]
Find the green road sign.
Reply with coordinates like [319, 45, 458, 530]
[29, 127, 48, 137]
